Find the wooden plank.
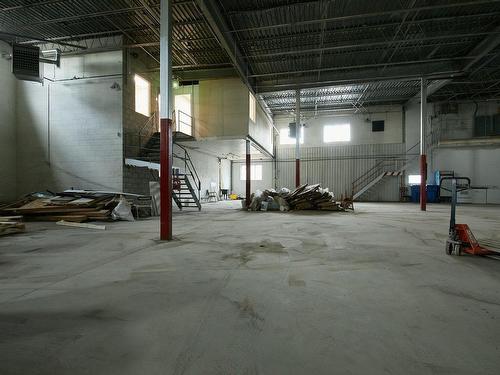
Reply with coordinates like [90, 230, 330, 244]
[0, 216, 23, 222]
[37, 215, 88, 223]
[56, 221, 106, 230]
[0, 222, 25, 236]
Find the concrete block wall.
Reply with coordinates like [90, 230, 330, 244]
[0, 41, 17, 203]
[122, 49, 159, 159]
[16, 51, 124, 196]
[123, 165, 158, 196]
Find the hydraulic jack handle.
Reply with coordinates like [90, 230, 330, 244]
[440, 177, 470, 233]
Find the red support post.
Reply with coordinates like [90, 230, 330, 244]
[420, 154, 427, 211]
[160, 118, 173, 240]
[295, 159, 300, 187]
[245, 140, 251, 208]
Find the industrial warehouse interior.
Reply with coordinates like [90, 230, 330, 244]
[1, 0, 500, 374]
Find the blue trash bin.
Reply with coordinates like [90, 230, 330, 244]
[411, 185, 420, 203]
[427, 185, 439, 203]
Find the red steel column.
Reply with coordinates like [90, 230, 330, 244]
[420, 154, 427, 210]
[160, 119, 173, 240]
[245, 139, 251, 208]
[295, 89, 301, 187]
[160, 0, 173, 239]
[420, 77, 427, 211]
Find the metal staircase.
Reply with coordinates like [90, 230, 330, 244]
[351, 130, 439, 201]
[351, 157, 416, 201]
[135, 111, 201, 211]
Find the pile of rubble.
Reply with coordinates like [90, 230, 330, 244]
[247, 184, 353, 212]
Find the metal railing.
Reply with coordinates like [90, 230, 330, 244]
[175, 109, 193, 136]
[350, 129, 442, 198]
[138, 111, 159, 150]
[175, 142, 201, 201]
[351, 157, 407, 197]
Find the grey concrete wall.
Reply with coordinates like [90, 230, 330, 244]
[16, 51, 123, 196]
[0, 41, 17, 203]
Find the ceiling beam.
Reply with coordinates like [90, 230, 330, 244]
[462, 25, 500, 71]
[228, 0, 500, 33]
[249, 56, 473, 79]
[195, 0, 255, 90]
[255, 65, 463, 93]
[243, 31, 499, 60]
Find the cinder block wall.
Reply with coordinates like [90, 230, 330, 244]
[16, 51, 124, 196]
[123, 165, 158, 196]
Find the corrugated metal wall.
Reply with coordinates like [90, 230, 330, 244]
[275, 143, 406, 201]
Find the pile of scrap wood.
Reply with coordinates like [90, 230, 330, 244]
[0, 216, 25, 236]
[247, 184, 354, 212]
[0, 190, 150, 223]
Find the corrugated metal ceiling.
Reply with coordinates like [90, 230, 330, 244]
[1, 0, 499, 112]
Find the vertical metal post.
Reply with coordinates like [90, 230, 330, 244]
[245, 139, 251, 208]
[295, 89, 301, 187]
[450, 178, 456, 233]
[420, 77, 427, 211]
[160, 0, 173, 240]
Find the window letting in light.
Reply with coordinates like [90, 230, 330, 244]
[323, 124, 350, 143]
[279, 127, 304, 145]
[408, 175, 421, 185]
[240, 165, 263, 181]
[134, 74, 151, 116]
[249, 93, 256, 122]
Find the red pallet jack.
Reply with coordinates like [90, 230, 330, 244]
[442, 177, 500, 259]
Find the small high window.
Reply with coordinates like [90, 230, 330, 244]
[323, 124, 350, 142]
[240, 165, 262, 181]
[249, 93, 256, 122]
[408, 175, 421, 185]
[134, 74, 151, 116]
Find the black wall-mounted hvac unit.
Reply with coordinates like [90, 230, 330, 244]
[12, 44, 42, 83]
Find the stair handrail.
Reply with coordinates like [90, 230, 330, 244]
[176, 109, 194, 136]
[351, 157, 406, 197]
[175, 143, 201, 200]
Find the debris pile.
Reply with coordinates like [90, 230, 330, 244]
[247, 184, 354, 212]
[0, 190, 151, 224]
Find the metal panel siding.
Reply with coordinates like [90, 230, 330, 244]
[275, 143, 405, 201]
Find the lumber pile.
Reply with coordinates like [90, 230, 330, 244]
[247, 184, 353, 212]
[0, 190, 150, 223]
[0, 216, 25, 236]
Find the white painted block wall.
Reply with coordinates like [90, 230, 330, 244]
[405, 100, 500, 204]
[16, 51, 123, 195]
[0, 41, 17, 202]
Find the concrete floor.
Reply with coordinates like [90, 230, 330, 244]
[1, 202, 499, 375]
